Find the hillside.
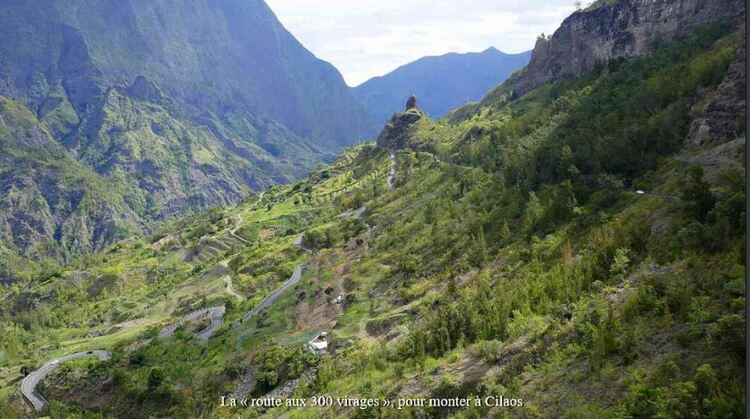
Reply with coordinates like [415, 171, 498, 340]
[0, 0, 745, 417]
[0, 97, 142, 273]
[483, 0, 745, 102]
[0, 0, 373, 261]
[353, 48, 530, 127]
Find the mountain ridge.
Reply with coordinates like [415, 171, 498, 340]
[0, 0, 373, 261]
[482, 0, 745, 105]
[0, 0, 745, 417]
[352, 47, 530, 128]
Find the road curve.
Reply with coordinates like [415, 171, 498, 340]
[219, 260, 244, 302]
[21, 350, 111, 412]
[194, 306, 227, 341]
[294, 233, 312, 253]
[158, 306, 226, 341]
[233, 265, 304, 328]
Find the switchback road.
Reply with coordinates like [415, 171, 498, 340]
[21, 350, 111, 412]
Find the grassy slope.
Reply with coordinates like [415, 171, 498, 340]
[0, 27, 745, 418]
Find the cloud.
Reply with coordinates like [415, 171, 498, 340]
[265, 0, 576, 86]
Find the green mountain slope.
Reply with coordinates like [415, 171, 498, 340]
[0, 0, 374, 259]
[0, 0, 745, 417]
[0, 97, 142, 272]
[0, 0, 372, 147]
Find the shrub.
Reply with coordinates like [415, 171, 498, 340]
[148, 367, 165, 390]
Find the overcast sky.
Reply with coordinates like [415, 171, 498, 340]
[265, 0, 577, 86]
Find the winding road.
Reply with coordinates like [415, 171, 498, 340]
[22, 305, 225, 411]
[219, 260, 244, 301]
[294, 233, 313, 253]
[22, 350, 112, 412]
[233, 265, 304, 328]
[21, 163, 385, 411]
[194, 306, 228, 341]
[158, 306, 226, 341]
[228, 191, 266, 245]
[18, 191, 287, 410]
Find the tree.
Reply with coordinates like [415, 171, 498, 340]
[681, 165, 715, 221]
[523, 192, 544, 234]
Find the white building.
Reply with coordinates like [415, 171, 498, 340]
[306, 332, 328, 355]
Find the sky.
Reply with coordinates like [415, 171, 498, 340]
[265, 0, 577, 86]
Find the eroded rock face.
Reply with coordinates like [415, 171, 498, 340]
[126, 76, 165, 104]
[406, 95, 418, 111]
[687, 28, 746, 147]
[376, 97, 423, 150]
[499, 0, 744, 97]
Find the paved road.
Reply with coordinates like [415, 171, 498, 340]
[233, 265, 304, 328]
[194, 306, 227, 341]
[158, 306, 226, 341]
[294, 233, 312, 253]
[637, 191, 682, 201]
[21, 350, 111, 412]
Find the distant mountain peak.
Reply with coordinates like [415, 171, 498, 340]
[352, 48, 530, 127]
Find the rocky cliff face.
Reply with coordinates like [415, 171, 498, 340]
[0, 0, 372, 148]
[486, 0, 744, 100]
[687, 28, 746, 147]
[376, 97, 424, 151]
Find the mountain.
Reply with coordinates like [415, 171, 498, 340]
[352, 48, 530, 126]
[0, 0, 372, 147]
[0, 0, 373, 260]
[482, 0, 745, 102]
[0, 96, 142, 264]
[0, 0, 746, 417]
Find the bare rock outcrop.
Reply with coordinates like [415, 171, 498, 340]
[484, 0, 744, 102]
[376, 96, 423, 150]
[686, 28, 746, 147]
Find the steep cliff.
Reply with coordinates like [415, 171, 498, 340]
[687, 28, 746, 147]
[0, 0, 373, 259]
[0, 0, 372, 147]
[376, 96, 425, 151]
[0, 97, 141, 261]
[483, 0, 744, 103]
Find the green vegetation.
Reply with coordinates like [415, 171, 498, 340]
[0, 0, 380, 264]
[0, 24, 744, 419]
